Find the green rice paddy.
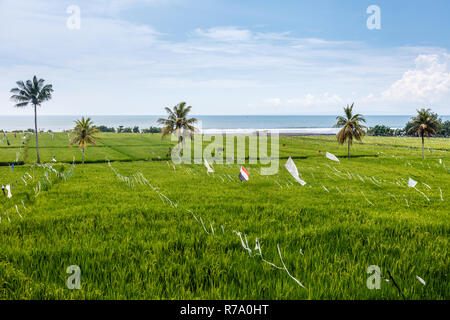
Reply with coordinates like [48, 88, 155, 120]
[0, 132, 448, 299]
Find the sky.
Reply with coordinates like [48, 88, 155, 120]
[0, 0, 449, 115]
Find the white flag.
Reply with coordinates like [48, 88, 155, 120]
[5, 184, 12, 198]
[204, 158, 214, 173]
[285, 157, 299, 177]
[408, 178, 418, 188]
[284, 157, 306, 186]
[416, 276, 426, 286]
[326, 152, 340, 163]
[255, 238, 261, 254]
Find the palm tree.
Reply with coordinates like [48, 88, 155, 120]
[335, 103, 367, 158]
[10, 76, 53, 164]
[157, 102, 198, 143]
[70, 117, 99, 164]
[408, 108, 440, 159]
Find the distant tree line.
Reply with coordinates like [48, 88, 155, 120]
[142, 126, 162, 133]
[1, 128, 38, 133]
[367, 118, 450, 137]
[96, 125, 162, 134]
[1, 126, 164, 134]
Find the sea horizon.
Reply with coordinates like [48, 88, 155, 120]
[1, 114, 449, 133]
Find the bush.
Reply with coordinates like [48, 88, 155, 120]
[403, 118, 449, 137]
[403, 121, 416, 136]
[116, 126, 132, 133]
[438, 120, 450, 137]
[367, 125, 394, 136]
[142, 127, 162, 133]
[98, 125, 116, 133]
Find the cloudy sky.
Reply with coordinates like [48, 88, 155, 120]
[0, 0, 449, 115]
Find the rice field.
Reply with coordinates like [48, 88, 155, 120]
[0, 132, 448, 299]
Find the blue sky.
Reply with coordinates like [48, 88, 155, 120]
[0, 0, 449, 115]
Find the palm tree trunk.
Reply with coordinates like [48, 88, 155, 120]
[422, 135, 425, 159]
[34, 104, 40, 164]
[82, 148, 85, 164]
[348, 140, 350, 158]
[177, 127, 182, 145]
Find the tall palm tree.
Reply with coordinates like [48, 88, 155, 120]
[10, 76, 53, 164]
[70, 117, 99, 164]
[408, 108, 440, 159]
[157, 102, 198, 143]
[335, 103, 367, 158]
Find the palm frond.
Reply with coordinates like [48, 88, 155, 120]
[10, 76, 53, 108]
[158, 102, 197, 140]
[335, 103, 366, 154]
[13, 101, 30, 108]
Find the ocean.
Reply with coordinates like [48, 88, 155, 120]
[0, 115, 449, 134]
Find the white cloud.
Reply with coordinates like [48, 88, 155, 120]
[263, 98, 282, 106]
[263, 93, 345, 108]
[84, 0, 180, 16]
[382, 54, 450, 103]
[0, 0, 449, 115]
[192, 27, 253, 42]
[265, 53, 450, 114]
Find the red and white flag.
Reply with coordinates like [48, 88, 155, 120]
[239, 166, 250, 182]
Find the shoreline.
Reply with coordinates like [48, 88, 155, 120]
[199, 128, 340, 136]
[2, 127, 342, 135]
[1, 115, 449, 133]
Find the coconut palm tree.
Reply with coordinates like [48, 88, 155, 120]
[10, 76, 53, 164]
[408, 108, 440, 159]
[335, 103, 367, 158]
[70, 117, 99, 164]
[157, 102, 198, 143]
